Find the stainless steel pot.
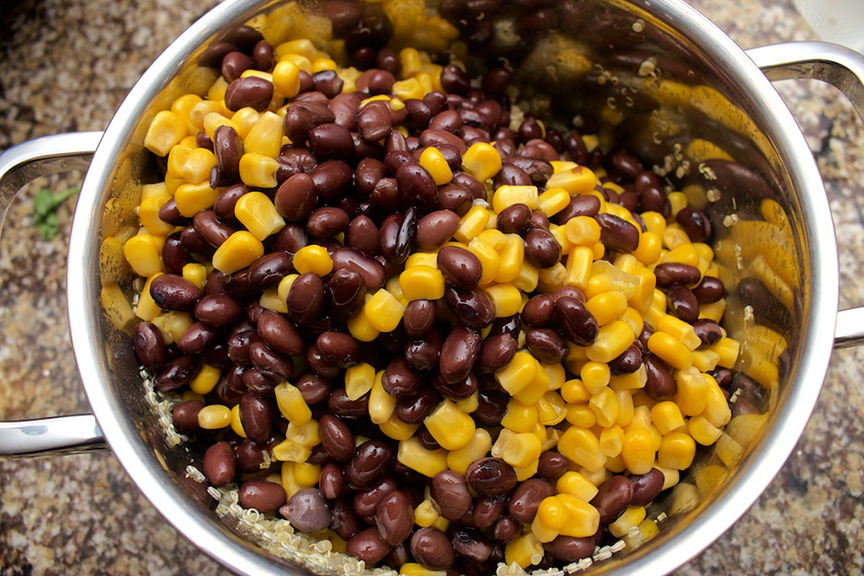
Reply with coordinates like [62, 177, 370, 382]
[1, 0, 863, 574]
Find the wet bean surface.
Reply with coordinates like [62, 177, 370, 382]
[128, 23, 747, 573]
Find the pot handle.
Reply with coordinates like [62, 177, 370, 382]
[0, 132, 108, 457]
[747, 41, 864, 348]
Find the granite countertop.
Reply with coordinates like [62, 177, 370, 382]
[1, 0, 862, 574]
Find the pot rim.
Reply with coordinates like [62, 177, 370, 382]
[66, 0, 839, 574]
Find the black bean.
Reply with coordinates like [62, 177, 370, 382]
[238, 479, 286, 513]
[203, 442, 237, 487]
[465, 457, 517, 496]
[133, 322, 167, 371]
[224, 76, 273, 112]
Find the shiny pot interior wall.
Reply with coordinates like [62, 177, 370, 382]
[91, 0, 808, 572]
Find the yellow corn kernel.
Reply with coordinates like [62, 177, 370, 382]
[179, 264, 206, 292]
[369, 370, 397, 424]
[233, 107, 261, 140]
[689, 414, 723, 446]
[123, 235, 162, 277]
[453, 205, 491, 244]
[614, 388, 634, 425]
[651, 401, 685, 435]
[585, 291, 628, 327]
[658, 431, 697, 470]
[531, 514, 560, 544]
[537, 391, 567, 426]
[498, 431, 542, 469]
[456, 390, 479, 413]
[550, 225, 573, 255]
[243, 111, 284, 158]
[151, 311, 193, 345]
[636, 213, 662, 237]
[445, 428, 491, 474]
[661, 243, 700, 268]
[513, 366, 551, 407]
[390, 76, 422, 100]
[561, 378, 591, 404]
[565, 246, 594, 291]
[272, 438, 312, 462]
[691, 350, 719, 374]
[480, 283, 520, 317]
[269, 60, 301, 99]
[414, 499, 440, 529]
[144, 110, 186, 156]
[181, 391, 205, 404]
[363, 289, 406, 333]
[622, 428, 655, 475]
[234, 191, 285, 241]
[494, 234, 525, 284]
[556, 471, 599, 501]
[619, 309, 643, 340]
[139, 198, 175, 238]
[174, 181, 220, 218]
[398, 47, 422, 77]
[662, 226, 690, 250]
[609, 367, 648, 394]
[656, 315, 702, 352]
[627, 268, 655, 313]
[260, 287, 288, 313]
[238, 153, 279, 188]
[344, 362, 375, 401]
[135, 273, 163, 321]
[492, 185, 539, 213]
[275, 382, 311, 425]
[501, 398, 539, 433]
[665, 191, 687, 217]
[598, 424, 624, 458]
[198, 405, 231, 429]
[179, 147, 218, 184]
[461, 238, 497, 286]
[475, 229, 507, 252]
[537, 188, 571, 217]
[559, 427, 606, 472]
[171, 93, 203, 134]
[547, 165, 598, 195]
[280, 462, 301, 499]
[587, 319, 635, 363]
[505, 533, 544, 569]
[379, 413, 420, 441]
[211, 231, 264, 275]
[710, 337, 740, 368]
[399, 266, 445, 301]
[285, 420, 320, 449]
[404, 251, 438, 269]
[565, 404, 597, 428]
[556, 493, 601, 538]
[425, 400, 475, 451]
[633, 231, 662, 265]
[398, 437, 448, 477]
[589, 386, 620, 428]
[537, 496, 570, 533]
[566, 218, 602, 250]
[190, 364, 221, 395]
[347, 310, 380, 342]
[609, 505, 647, 538]
[462, 142, 503, 183]
[418, 146, 452, 185]
[188, 100, 226, 132]
[673, 367, 707, 416]
[309, 57, 336, 73]
[202, 113, 239, 142]
[515, 460, 540, 482]
[581, 362, 611, 396]
[699, 299, 726, 322]
[702, 377, 732, 428]
[647, 332, 693, 371]
[289, 246, 332, 277]
[292, 461, 320, 487]
[512, 261, 539, 293]
[495, 351, 538, 396]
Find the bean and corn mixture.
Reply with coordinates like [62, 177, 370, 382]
[124, 8, 745, 573]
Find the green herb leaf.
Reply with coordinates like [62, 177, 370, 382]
[32, 186, 79, 240]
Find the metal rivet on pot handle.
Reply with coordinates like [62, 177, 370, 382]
[0, 131, 107, 457]
[748, 41, 864, 348]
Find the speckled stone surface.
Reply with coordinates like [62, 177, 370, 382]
[0, 0, 862, 574]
